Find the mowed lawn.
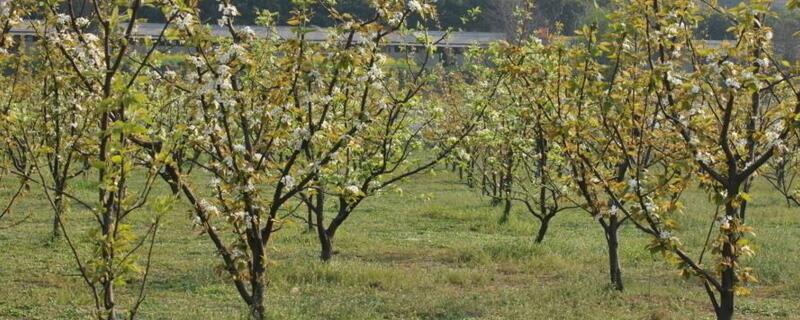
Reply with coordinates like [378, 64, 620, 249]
[0, 170, 798, 319]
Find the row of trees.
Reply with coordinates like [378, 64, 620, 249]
[451, 0, 800, 319]
[1, 0, 496, 318]
[0, 0, 798, 320]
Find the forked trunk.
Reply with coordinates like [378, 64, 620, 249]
[315, 196, 349, 262]
[534, 215, 552, 243]
[319, 231, 334, 261]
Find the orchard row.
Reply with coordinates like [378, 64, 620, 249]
[1, 1, 799, 320]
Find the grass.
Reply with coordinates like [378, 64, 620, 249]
[0, 169, 798, 319]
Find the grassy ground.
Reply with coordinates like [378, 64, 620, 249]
[0, 169, 798, 319]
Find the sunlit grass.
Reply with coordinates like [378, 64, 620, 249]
[0, 169, 797, 319]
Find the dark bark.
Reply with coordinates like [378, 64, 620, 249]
[312, 191, 334, 261]
[500, 198, 511, 224]
[100, 208, 117, 320]
[605, 219, 623, 291]
[311, 194, 351, 262]
[490, 172, 500, 206]
[320, 198, 350, 259]
[467, 157, 475, 188]
[250, 300, 265, 320]
[718, 201, 738, 320]
[481, 167, 488, 196]
[534, 215, 552, 243]
[306, 204, 315, 233]
[319, 230, 333, 262]
[52, 194, 63, 239]
[499, 146, 514, 223]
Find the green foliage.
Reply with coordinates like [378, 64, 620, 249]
[1, 1, 800, 320]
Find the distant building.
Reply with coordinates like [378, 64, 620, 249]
[8, 20, 506, 66]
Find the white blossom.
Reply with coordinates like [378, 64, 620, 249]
[210, 177, 222, 187]
[644, 200, 658, 212]
[56, 13, 70, 25]
[724, 78, 741, 89]
[695, 151, 714, 164]
[254, 153, 264, 162]
[0, 0, 9, 17]
[240, 26, 256, 39]
[719, 215, 732, 229]
[407, 0, 423, 13]
[232, 211, 246, 220]
[218, 3, 240, 17]
[223, 156, 234, 168]
[243, 181, 256, 193]
[189, 56, 204, 68]
[75, 17, 90, 27]
[280, 175, 296, 189]
[345, 185, 361, 195]
[666, 72, 683, 86]
[200, 199, 220, 216]
[689, 135, 700, 146]
[175, 13, 194, 29]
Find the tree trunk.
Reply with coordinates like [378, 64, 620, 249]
[534, 215, 552, 243]
[499, 198, 511, 224]
[319, 231, 333, 262]
[491, 172, 500, 206]
[467, 158, 475, 188]
[605, 218, 623, 291]
[718, 261, 735, 320]
[249, 297, 265, 320]
[316, 197, 350, 262]
[100, 203, 117, 320]
[249, 249, 266, 320]
[313, 191, 334, 261]
[52, 195, 62, 239]
[718, 201, 738, 320]
[306, 204, 314, 233]
[481, 170, 487, 195]
[51, 167, 66, 239]
[103, 281, 116, 320]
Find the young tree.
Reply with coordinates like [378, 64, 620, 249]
[301, 51, 501, 261]
[20, 1, 181, 318]
[158, 0, 444, 317]
[504, 37, 577, 242]
[585, 0, 800, 318]
[533, 24, 633, 291]
[0, 0, 34, 226]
